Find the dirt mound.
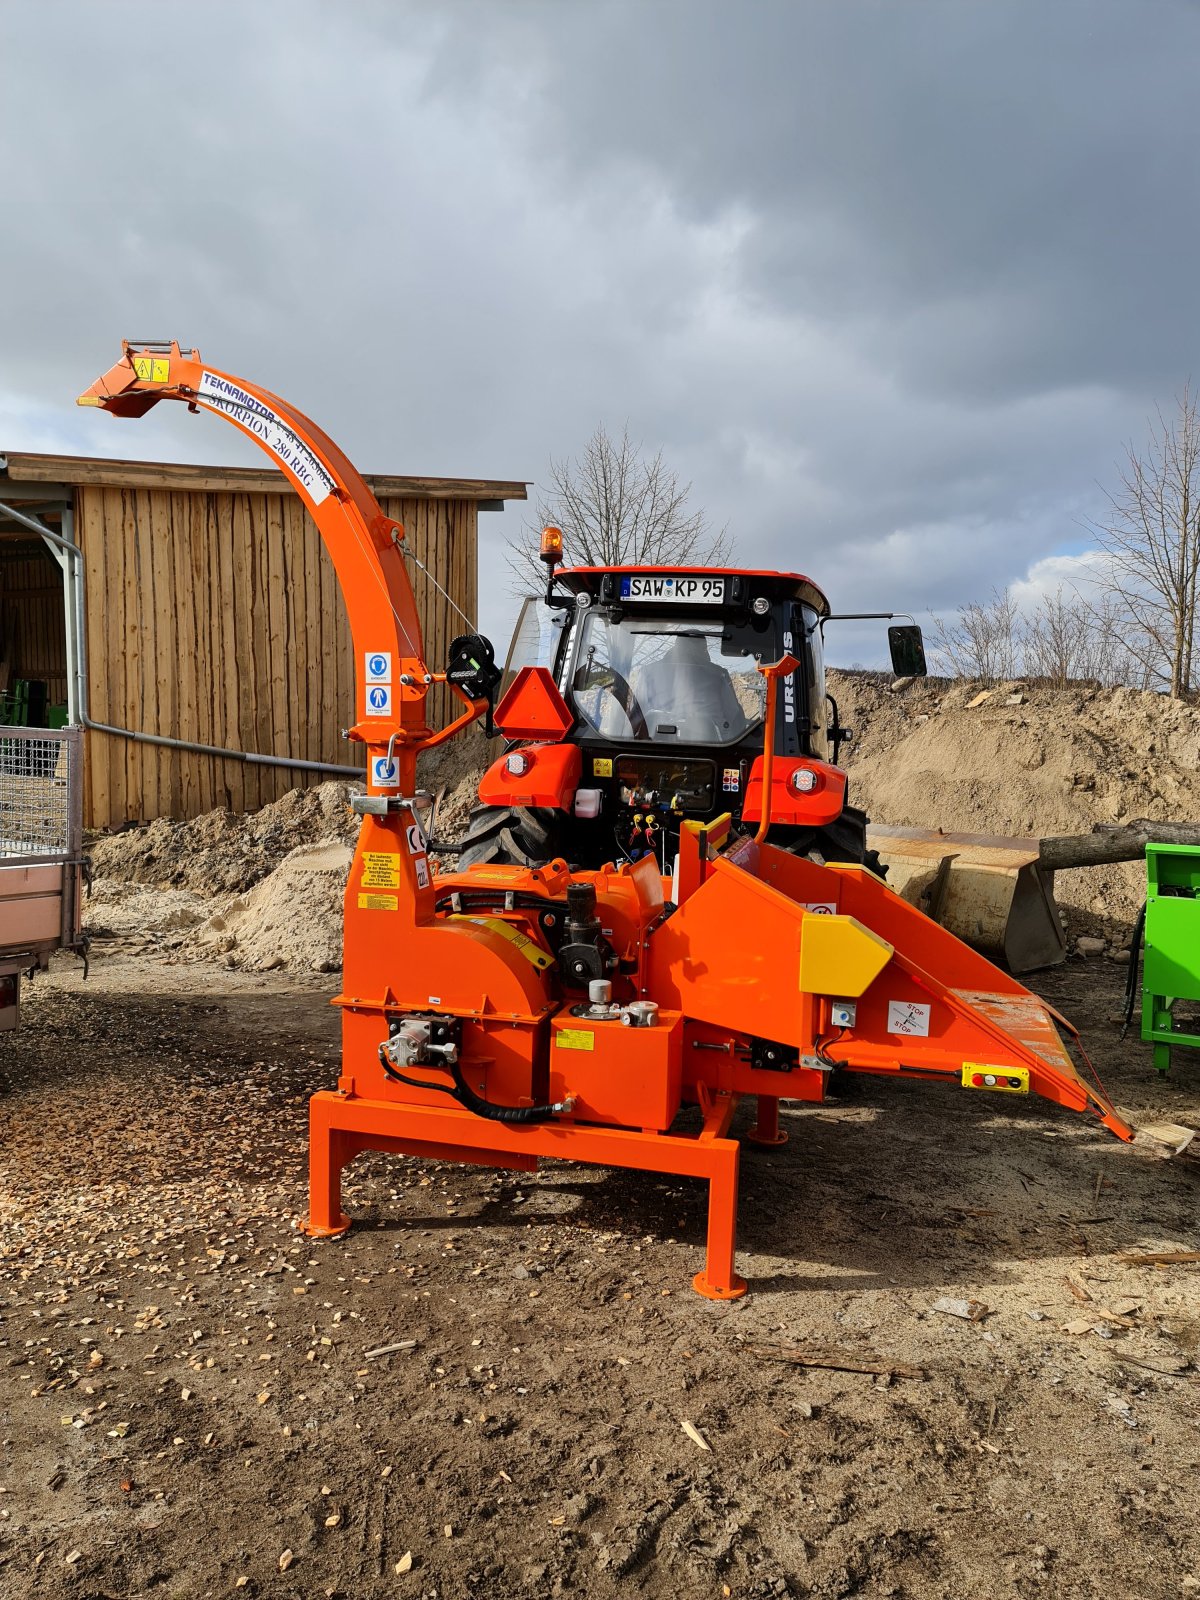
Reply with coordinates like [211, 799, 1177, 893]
[831, 670, 1200, 931]
[89, 780, 360, 896]
[86, 740, 494, 974]
[87, 674, 1200, 969]
[187, 842, 352, 973]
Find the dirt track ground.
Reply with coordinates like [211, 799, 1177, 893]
[2, 945, 1199, 1599]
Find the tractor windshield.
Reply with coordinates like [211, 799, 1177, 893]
[569, 612, 769, 745]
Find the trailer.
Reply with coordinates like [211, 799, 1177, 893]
[0, 727, 85, 1027]
[0, 490, 87, 1028]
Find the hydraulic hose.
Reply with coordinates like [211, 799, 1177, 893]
[447, 1059, 568, 1125]
[377, 1045, 568, 1124]
[1121, 901, 1147, 1040]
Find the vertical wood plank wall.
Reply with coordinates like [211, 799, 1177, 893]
[79, 486, 479, 828]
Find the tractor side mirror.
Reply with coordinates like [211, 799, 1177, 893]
[887, 624, 927, 678]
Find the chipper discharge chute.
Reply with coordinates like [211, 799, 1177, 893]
[79, 343, 1133, 1300]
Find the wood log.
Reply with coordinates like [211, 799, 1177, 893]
[1039, 819, 1200, 871]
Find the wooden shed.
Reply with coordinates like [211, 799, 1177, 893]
[0, 451, 526, 828]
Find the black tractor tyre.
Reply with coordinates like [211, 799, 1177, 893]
[455, 804, 562, 870]
[770, 804, 887, 878]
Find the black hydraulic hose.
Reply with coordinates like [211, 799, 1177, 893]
[1121, 901, 1147, 1040]
[377, 1045, 564, 1124]
[447, 1059, 563, 1124]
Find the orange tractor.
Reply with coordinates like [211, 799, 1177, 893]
[458, 561, 916, 876]
[80, 344, 1132, 1300]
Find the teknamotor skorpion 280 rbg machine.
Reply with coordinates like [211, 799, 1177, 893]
[79, 344, 1132, 1299]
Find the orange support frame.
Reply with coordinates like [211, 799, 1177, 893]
[307, 1084, 748, 1299]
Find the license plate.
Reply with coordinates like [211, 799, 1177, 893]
[618, 574, 725, 603]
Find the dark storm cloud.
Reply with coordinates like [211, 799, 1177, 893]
[1, 1, 1197, 658]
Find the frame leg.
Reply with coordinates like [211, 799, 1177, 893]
[692, 1148, 747, 1301]
[1154, 1041, 1172, 1076]
[745, 1095, 788, 1149]
[303, 1097, 353, 1238]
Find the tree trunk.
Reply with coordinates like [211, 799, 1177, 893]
[1039, 818, 1200, 871]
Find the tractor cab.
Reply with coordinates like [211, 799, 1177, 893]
[461, 560, 920, 872]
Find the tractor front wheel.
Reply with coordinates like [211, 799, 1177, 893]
[772, 803, 887, 876]
[455, 805, 562, 870]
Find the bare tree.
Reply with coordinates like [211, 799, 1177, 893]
[1023, 586, 1147, 688]
[931, 587, 1021, 683]
[1092, 387, 1200, 698]
[508, 423, 732, 592]
[935, 580, 1151, 689]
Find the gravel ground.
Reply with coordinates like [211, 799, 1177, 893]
[1, 944, 1198, 1599]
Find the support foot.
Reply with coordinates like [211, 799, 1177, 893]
[692, 1270, 748, 1301]
[745, 1096, 788, 1148]
[302, 1213, 352, 1239]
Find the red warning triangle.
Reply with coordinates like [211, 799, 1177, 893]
[493, 667, 574, 741]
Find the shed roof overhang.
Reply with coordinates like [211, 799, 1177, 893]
[0, 450, 528, 507]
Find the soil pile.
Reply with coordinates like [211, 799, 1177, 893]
[831, 670, 1200, 930]
[188, 841, 353, 973]
[85, 676, 1200, 970]
[86, 731, 495, 974]
[89, 780, 360, 896]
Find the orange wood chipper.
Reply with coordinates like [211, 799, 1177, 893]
[79, 344, 1133, 1299]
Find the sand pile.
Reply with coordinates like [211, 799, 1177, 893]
[86, 727, 497, 974]
[85, 676, 1200, 971]
[830, 670, 1200, 930]
[89, 780, 360, 896]
[187, 841, 353, 973]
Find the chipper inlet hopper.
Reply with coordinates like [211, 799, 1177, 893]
[79, 342, 1133, 1300]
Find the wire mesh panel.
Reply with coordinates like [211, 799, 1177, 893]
[0, 726, 82, 861]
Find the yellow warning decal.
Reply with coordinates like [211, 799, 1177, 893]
[449, 914, 554, 970]
[555, 1028, 595, 1051]
[361, 851, 401, 889]
[592, 757, 613, 778]
[357, 892, 398, 911]
[132, 355, 171, 383]
[962, 1063, 1029, 1094]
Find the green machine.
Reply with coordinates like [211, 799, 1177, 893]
[1142, 842, 1200, 1074]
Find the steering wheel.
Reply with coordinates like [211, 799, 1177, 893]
[575, 665, 649, 738]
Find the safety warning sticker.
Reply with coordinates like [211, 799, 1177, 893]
[592, 757, 613, 778]
[361, 852, 401, 889]
[197, 371, 334, 505]
[555, 1028, 595, 1051]
[723, 766, 740, 792]
[414, 856, 430, 889]
[365, 685, 392, 716]
[371, 755, 400, 789]
[132, 355, 170, 384]
[357, 892, 398, 911]
[887, 1001, 931, 1037]
[405, 824, 424, 855]
[365, 651, 392, 684]
[802, 901, 837, 915]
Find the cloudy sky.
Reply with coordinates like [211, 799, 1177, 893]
[3, 1, 1198, 663]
